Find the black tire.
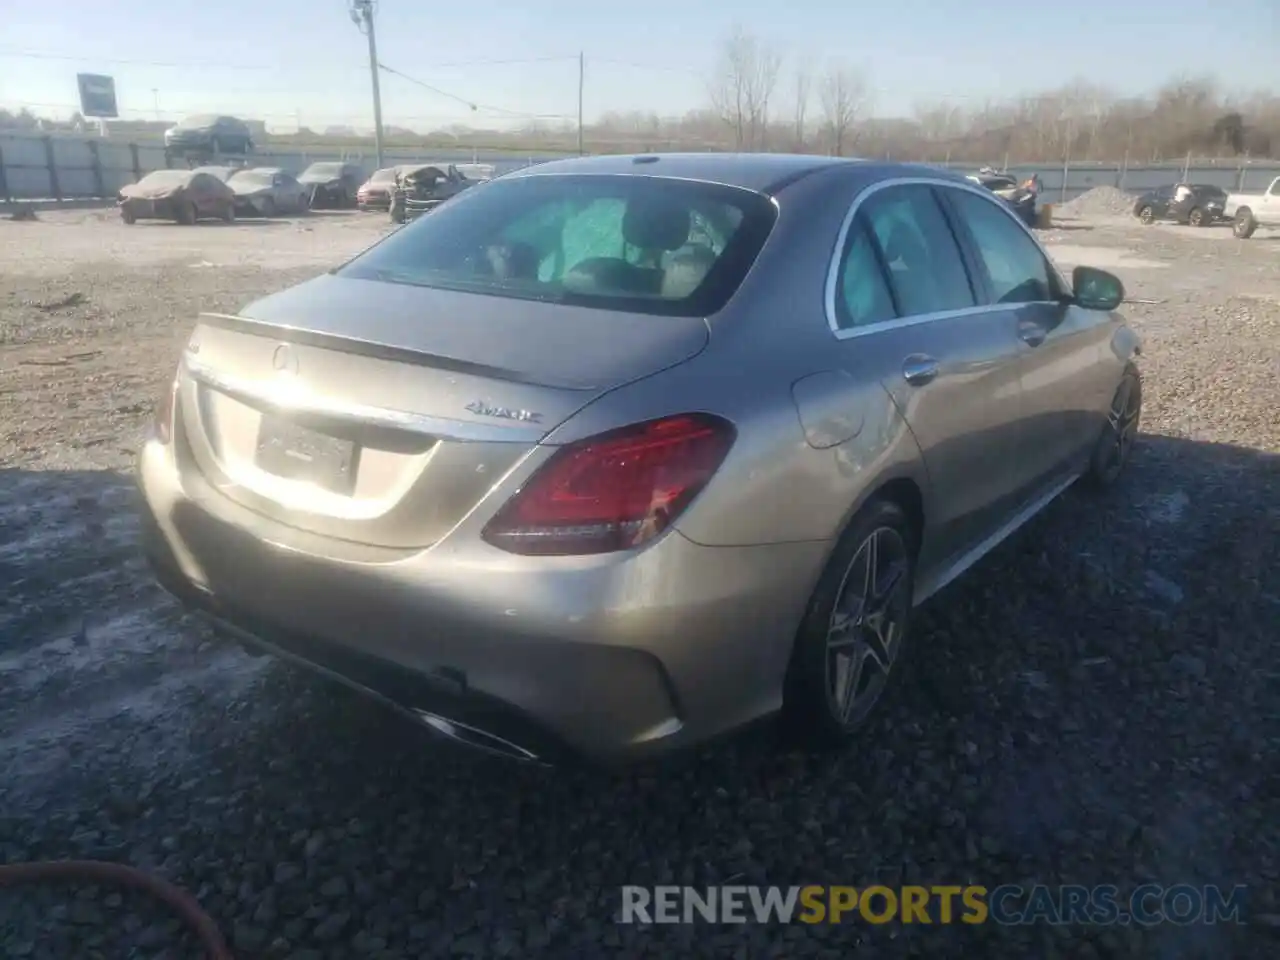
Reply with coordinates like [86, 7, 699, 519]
[782, 498, 917, 749]
[120, 207, 136, 225]
[1233, 209, 1257, 239]
[1187, 207, 1206, 227]
[176, 201, 197, 225]
[1138, 205, 1155, 225]
[1080, 364, 1142, 492]
[260, 197, 276, 218]
[222, 202, 235, 223]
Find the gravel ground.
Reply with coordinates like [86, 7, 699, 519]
[2, 210, 1278, 958]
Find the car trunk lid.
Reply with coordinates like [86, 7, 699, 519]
[176, 274, 708, 549]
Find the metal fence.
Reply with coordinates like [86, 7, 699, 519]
[3, 131, 1280, 204]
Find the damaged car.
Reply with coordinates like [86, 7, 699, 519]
[355, 167, 400, 211]
[388, 163, 477, 223]
[118, 169, 236, 225]
[298, 162, 364, 208]
[228, 167, 312, 217]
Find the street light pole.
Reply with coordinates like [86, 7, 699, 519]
[350, 0, 386, 169]
[577, 52, 584, 157]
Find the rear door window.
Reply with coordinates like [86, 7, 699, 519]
[833, 218, 897, 330]
[857, 184, 977, 317]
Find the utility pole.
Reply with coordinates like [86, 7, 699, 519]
[151, 88, 160, 122]
[577, 52, 585, 156]
[350, 0, 386, 169]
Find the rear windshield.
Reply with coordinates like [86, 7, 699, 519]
[305, 163, 345, 177]
[337, 173, 778, 317]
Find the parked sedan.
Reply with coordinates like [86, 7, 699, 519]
[298, 162, 364, 208]
[118, 169, 235, 225]
[138, 154, 1142, 767]
[355, 166, 400, 210]
[1133, 182, 1228, 226]
[228, 167, 311, 217]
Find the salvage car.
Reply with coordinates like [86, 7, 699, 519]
[355, 167, 400, 211]
[138, 154, 1142, 766]
[164, 114, 254, 156]
[118, 169, 236, 225]
[389, 163, 478, 223]
[298, 161, 365, 208]
[968, 169, 1039, 227]
[228, 167, 311, 217]
[1133, 182, 1228, 227]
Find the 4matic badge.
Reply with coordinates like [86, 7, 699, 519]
[465, 400, 543, 424]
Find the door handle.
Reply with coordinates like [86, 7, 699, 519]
[1019, 322, 1048, 347]
[902, 355, 940, 386]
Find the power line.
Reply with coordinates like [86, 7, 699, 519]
[377, 61, 572, 121]
[0, 47, 576, 71]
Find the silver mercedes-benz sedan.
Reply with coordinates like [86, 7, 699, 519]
[138, 153, 1143, 766]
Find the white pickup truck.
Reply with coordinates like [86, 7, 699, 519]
[1224, 176, 1280, 238]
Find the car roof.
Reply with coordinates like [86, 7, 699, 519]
[504, 153, 971, 194]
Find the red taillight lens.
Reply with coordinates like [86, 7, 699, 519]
[482, 414, 736, 556]
[154, 378, 179, 444]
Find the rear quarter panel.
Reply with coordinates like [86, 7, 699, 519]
[542, 165, 929, 548]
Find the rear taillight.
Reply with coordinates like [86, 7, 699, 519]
[481, 414, 736, 556]
[154, 377, 179, 444]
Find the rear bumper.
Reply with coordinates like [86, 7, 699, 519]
[136, 436, 827, 765]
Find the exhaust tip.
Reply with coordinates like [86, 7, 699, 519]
[411, 709, 541, 763]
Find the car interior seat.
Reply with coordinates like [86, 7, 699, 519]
[563, 200, 691, 297]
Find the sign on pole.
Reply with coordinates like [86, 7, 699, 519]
[76, 74, 119, 118]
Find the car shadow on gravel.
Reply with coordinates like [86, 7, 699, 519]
[2, 434, 1276, 958]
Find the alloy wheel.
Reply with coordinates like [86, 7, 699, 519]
[1100, 376, 1141, 482]
[825, 526, 911, 727]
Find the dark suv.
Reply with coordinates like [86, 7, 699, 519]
[1133, 183, 1228, 227]
[164, 115, 254, 156]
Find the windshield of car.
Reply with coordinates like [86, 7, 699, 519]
[305, 163, 345, 177]
[370, 168, 398, 183]
[176, 114, 217, 128]
[338, 173, 777, 317]
[1192, 184, 1227, 199]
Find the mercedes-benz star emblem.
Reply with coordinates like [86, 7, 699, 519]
[271, 344, 298, 375]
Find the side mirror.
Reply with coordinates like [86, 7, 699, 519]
[1071, 265, 1124, 312]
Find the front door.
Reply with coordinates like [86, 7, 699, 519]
[941, 184, 1116, 495]
[833, 182, 1027, 571]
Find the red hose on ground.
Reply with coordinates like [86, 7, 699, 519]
[0, 860, 233, 959]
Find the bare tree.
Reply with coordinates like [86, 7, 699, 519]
[792, 69, 811, 149]
[708, 26, 783, 150]
[819, 64, 870, 156]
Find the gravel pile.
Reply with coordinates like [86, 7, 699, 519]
[1056, 185, 1139, 218]
[2, 213, 1277, 958]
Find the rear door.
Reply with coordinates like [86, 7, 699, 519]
[831, 182, 1026, 569]
[941, 183, 1115, 494]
